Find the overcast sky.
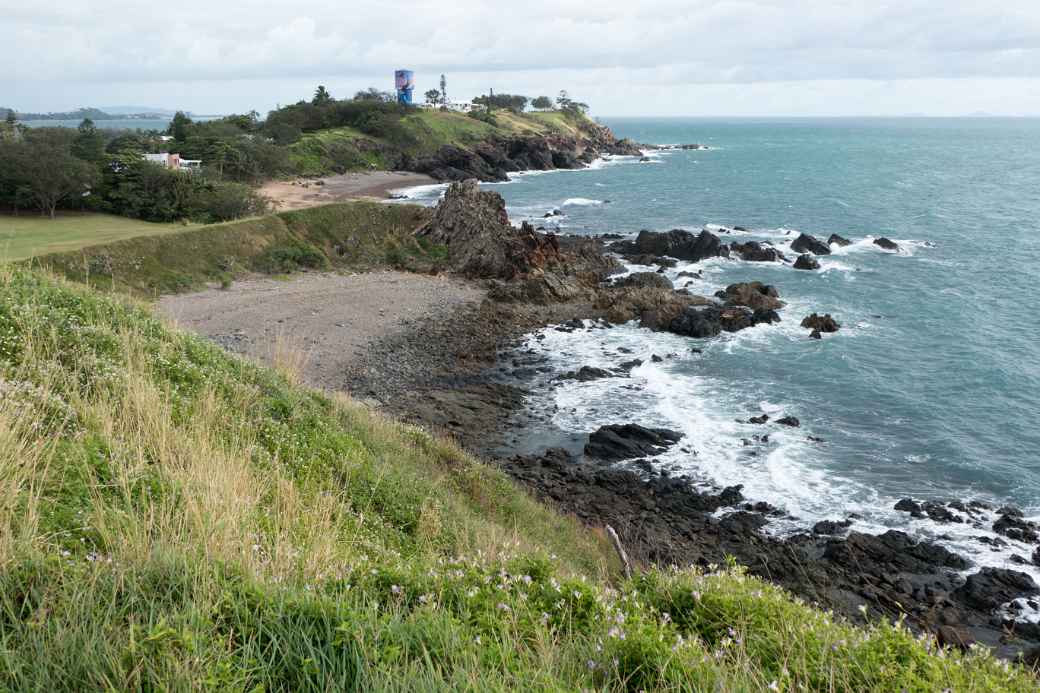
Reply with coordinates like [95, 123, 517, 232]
[4, 1, 1040, 117]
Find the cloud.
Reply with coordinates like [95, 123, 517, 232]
[2, 0, 1039, 114]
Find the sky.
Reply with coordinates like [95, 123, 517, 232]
[4, 0, 1040, 117]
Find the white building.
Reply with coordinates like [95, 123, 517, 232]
[419, 101, 486, 114]
[144, 152, 202, 171]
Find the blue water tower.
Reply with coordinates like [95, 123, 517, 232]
[395, 70, 415, 105]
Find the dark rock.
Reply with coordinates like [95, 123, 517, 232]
[776, 416, 800, 427]
[813, 519, 853, 535]
[895, 498, 923, 514]
[809, 329, 822, 339]
[616, 272, 674, 291]
[651, 354, 664, 363]
[952, 568, 1039, 611]
[561, 366, 614, 382]
[668, 305, 778, 339]
[824, 530, 970, 573]
[418, 180, 564, 280]
[616, 359, 644, 373]
[791, 233, 832, 255]
[584, 424, 684, 461]
[610, 229, 729, 263]
[730, 240, 786, 263]
[793, 254, 821, 270]
[801, 313, 840, 332]
[748, 414, 770, 425]
[874, 237, 899, 251]
[993, 513, 1039, 543]
[828, 234, 852, 247]
[676, 270, 701, 279]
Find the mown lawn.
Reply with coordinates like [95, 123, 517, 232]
[0, 212, 180, 262]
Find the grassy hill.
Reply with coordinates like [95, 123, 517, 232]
[0, 270, 1036, 686]
[289, 109, 596, 177]
[0, 212, 180, 263]
[28, 201, 440, 297]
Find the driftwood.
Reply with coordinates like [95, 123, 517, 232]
[605, 525, 632, 579]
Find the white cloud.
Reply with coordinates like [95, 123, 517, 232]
[3, 0, 1039, 114]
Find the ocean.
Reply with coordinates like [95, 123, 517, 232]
[401, 117, 1040, 577]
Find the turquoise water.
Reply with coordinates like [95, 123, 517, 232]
[406, 118, 1040, 572]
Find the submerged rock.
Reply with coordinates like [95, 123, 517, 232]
[584, 424, 684, 461]
[791, 233, 832, 256]
[828, 234, 852, 247]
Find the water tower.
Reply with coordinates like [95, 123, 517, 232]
[394, 70, 415, 105]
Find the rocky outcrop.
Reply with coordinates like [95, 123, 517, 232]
[584, 424, 683, 461]
[615, 272, 673, 290]
[413, 124, 641, 182]
[828, 234, 852, 247]
[669, 305, 780, 338]
[418, 180, 563, 280]
[874, 237, 900, 251]
[730, 241, 785, 262]
[791, 233, 832, 256]
[801, 313, 840, 333]
[716, 282, 784, 311]
[794, 254, 820, 270]
[610, 229, 729, 263]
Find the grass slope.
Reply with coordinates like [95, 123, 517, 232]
[29, 201, 441, 297]
[0, 269, 1036, 690]
[0, 212, 180, 263]
[288, 109, 595, 177]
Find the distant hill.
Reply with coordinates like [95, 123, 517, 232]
[8, 106, 191, 121]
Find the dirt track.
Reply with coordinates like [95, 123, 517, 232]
[259, 171, 438, 211]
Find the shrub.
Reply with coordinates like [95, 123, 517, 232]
[252, 237, 329, 274]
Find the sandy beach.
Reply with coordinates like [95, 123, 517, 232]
[259, 171, 438, 211]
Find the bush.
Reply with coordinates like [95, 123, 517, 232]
[252, 237, 329, 274]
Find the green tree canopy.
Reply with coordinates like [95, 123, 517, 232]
[0, 128, 97, 218]
[531, 96, 553, 110]
[312, 85, 332, 105]
[424, 89, 442, 106]
[169, 111, 193, 142]
[71, 118, 106, 163]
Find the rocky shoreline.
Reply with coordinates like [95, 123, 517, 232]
[348, 180, 1040, 663]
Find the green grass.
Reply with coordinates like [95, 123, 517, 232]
[286, 109, 598, 177]
[0, 267, 1036, 690]
[0, 212, 181, 263]
[29, 201, 441, 297]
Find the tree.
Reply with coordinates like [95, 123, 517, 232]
[424, 89, 442, 106]
[353, 88, 395, 103]
[169, 111, 193, 142]
[439, 74, 448, 107]
[556, 90, 572, 110]
[312, 85, 332, 105]
[472, 93, 529, 113]
[5, 129, 97, 218]
[532, 96, 553, 110]
[72, 118, 106, 163]
[4, 110, 15, 125]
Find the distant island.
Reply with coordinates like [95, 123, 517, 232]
[0, 106, 208, 121]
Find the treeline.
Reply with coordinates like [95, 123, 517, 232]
[0, 119, 266, 222]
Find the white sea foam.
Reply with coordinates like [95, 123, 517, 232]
[562, 197, 606, 207]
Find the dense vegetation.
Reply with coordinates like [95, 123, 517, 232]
[0, 120, 268, 223]
[1, 86, 597, 226]
[0, 266, 1036, 690]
